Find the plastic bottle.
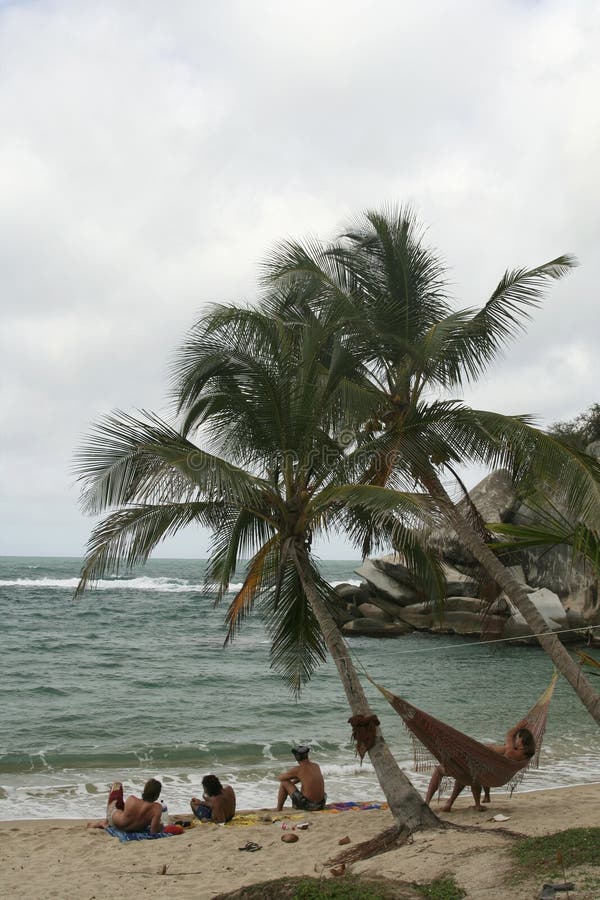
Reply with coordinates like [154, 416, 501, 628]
[161, 802, 168, 826]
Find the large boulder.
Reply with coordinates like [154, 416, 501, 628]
[358, 602, 393, 623]
[393, 603, 434, 630]
[436, 596, 509, 636]
[424, 470, 519, 564]
[354, 559, 419, 606]
[371, 553, 420, 587]
[342, 619, 413, 637]
[503, 587, 567, 642]
[334, 582, 371, 604]
[440, 563, 478, 597]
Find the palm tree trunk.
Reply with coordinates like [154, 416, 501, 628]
[422, 470, 600, 725]
[290, 542, 439, 832]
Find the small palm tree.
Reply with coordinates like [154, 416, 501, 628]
[264, 206, 600, 724]
[75, 297, 441, 833]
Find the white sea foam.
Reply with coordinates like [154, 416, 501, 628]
[0, 577, 207, 592]
[0, 576, 361, 593]
[2, 759, 598, 821]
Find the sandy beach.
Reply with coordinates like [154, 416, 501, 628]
[1, 783, 598, 899]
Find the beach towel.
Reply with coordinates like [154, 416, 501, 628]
[323, 801, 389, 813]
[104, 825, 181, 842]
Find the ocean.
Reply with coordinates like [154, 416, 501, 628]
[1, 555, 599, 821]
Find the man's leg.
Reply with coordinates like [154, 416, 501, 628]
[106, 781, 124, 826]
[482, 787, 491, 803]
[471, 783, 484, 811]
[276, 780, 296, 811]
[190, 798, 212, 820]
[424, 766, 444, 805]
[441, 780, 465, 812]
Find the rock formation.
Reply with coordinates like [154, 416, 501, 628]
[331, 470, 600, 643]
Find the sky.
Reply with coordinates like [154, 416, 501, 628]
[1, 0, 599, 559]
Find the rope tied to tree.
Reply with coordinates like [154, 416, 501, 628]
[348, 713, 380, 762]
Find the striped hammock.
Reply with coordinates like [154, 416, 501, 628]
[372, 672, 558, 793]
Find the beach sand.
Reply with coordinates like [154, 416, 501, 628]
[1, 784, 598, 899]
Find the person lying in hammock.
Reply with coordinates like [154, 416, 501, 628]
[424, 719, 536, 812]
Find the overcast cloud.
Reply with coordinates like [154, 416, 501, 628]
[1, 0, 599, 559]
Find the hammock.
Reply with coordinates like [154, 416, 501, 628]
[372, 672, 558, 792]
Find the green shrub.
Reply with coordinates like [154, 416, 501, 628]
[511, 827, 600, 882]
[413, 877, 466, 899]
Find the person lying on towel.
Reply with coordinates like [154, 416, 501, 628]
[190, 775, 236, 823]
[88, 778, 164, 832]
[276, 744, 327, 812]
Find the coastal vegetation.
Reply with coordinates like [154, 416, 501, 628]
[509, 827, 600, 892]
[75, 206, 600, 835]
[263, 209, 600, 723]
[214, 874, 466, 899]
[549, 403, 600, 451]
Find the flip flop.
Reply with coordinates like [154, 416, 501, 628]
[238, 841, 262, 852]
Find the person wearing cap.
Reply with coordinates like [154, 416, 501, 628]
[275, 745, 326, 812]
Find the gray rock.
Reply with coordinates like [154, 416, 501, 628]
[423, 470, 519, 564]
[334, 582, 364, 600]
[334, 583, 373, 606]
[394, 603, 434, 630]
[371, 553, 418, 587]
[464, 469, 520, 523]
[432, 610, 507, 636]
[342, 619, 413, 637]
[440, 563, 478, 597]
[354, 559, 418, 606]
[503, 587, 567, 642]
[358, 592, 417, 619]
[358, 602, 393, 622]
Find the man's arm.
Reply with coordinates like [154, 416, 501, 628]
[504, 719, 527, 748]
[277, 765, 300, 783]
[149, 803, 162, 834]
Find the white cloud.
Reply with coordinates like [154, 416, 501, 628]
[1, 0, 599, 557]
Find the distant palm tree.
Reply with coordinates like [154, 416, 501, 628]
[75, 297, 441, 833]
[264, 206, 600, 724]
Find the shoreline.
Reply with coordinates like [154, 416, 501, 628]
[2, 784, 599, 899]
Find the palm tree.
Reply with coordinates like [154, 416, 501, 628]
[75, 297, 440, 833]
[264, 207, 600, 724]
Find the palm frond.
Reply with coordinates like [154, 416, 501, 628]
[205, 506, 278, 604]
[224, 536, 280, 643]
[75, 501, 220, 596]
[439, 256, 577, 387]
[262, 557, 327, 696]
[75, 410, 273, 513]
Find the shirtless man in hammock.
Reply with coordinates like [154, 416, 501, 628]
[425, 719, 535, 812]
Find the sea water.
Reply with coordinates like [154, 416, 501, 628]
[1, 555, 599, 821]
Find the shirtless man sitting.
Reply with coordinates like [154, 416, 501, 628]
[425, 719, 536, 812]
[190, 775, 236, 824]
[276, 745, 326, 812]
[88, 778, 163, 833]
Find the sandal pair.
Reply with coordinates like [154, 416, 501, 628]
[238, 840, 261, 852]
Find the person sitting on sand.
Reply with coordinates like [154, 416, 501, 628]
[276, 744, 327, 812]
[88, 778, 163, 833]
[425, 719, 536, 812]
[190, 775, 236, 824]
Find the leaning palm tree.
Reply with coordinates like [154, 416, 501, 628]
[75, 297, 441, 833]
[264, 207, 600, 724]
